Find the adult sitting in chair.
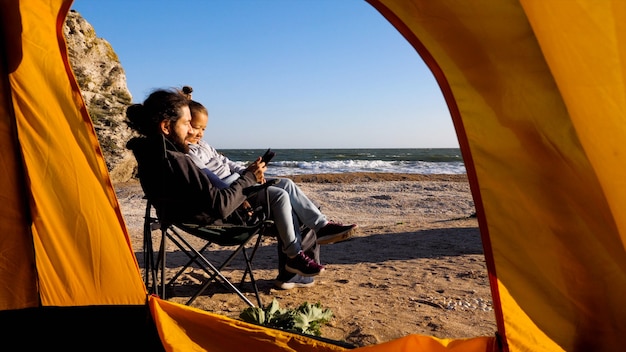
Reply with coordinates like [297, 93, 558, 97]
[126, 88, 325, 277]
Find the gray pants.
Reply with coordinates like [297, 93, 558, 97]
[255, 177, 327, 257]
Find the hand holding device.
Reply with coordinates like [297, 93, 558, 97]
[261, 148, 275, 164]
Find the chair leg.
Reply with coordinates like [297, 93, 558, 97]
[167, 241, 212, 285]
[143, 221, 151, 290]
[240, 246, 262, 307]
[164, 228, 256, 307]
[143, 226, 158, 294]
[153, 229, 167, 299]
[183, 238, 255, 307]
[239, 232, 265, 307]
[163, 228, 219, 288]
[143, 205, 159, 294]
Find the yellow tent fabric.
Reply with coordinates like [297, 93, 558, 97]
[367, 0, 626, 351]
[1, 0, 146, 307]
[0, 0, 42, 310]
[3, 0, 626, 351]
[149, 296, 348, 352]
[146, 295, 496, 352]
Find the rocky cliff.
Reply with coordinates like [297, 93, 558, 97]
[63, 9, 136, 183]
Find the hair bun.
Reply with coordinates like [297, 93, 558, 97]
[181, 86, 193, 99]
[126, 103, 149, 135]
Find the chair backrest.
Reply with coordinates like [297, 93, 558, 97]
[127, 135, 268, 228]
[127, 135, 213, 226]
[127, 135, 175, 225]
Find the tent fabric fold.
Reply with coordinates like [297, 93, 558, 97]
[2, 0, 625, 351]
[367, 0, 626, 351]
[2, 0, 146, 307]
[0, 0, 40, 310]
[149, 295, 348, 352]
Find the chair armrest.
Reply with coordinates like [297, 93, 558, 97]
[243, 178, 279, 196]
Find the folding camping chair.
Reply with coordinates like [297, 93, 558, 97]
[142, 193, 274, 307]
[128, 135, 276, 308]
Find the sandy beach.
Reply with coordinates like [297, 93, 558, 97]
[114, 173, 497, 347]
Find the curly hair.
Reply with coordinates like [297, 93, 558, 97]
[126, 89, 189, 137]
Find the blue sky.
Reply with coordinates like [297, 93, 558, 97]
[71, 0, 458, 149]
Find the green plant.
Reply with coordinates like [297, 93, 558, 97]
[239, 298, 333, 337]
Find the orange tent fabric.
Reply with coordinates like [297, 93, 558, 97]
[1, 0, 146, 308]
[368, 1, 626, 351]
[3, 0, 626, 351]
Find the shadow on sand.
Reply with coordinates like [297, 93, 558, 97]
[134, 226, 482, 272]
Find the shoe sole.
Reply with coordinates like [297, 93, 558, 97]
[274, 280, 316, 290]
[316, 226, 357, 245]
[285, 265, 324, 277]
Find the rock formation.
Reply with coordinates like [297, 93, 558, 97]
[63, 9, 136, 183]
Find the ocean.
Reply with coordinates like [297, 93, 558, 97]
[216, 148, 466, 176]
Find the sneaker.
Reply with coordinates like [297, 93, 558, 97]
[316, 221, 357, 245]
[285, 251, 325, 277]
[274, 275, 315, 290]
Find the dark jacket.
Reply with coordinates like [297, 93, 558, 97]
[127, 135, 257, 225]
